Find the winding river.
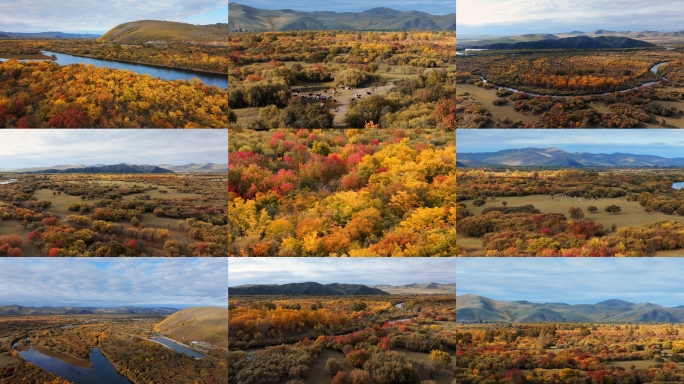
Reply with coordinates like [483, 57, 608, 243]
[13, 343, 130, 384]
[2, 50, 227, 88]
[478, 62, 669, 98]
[672, 182, 684, 189]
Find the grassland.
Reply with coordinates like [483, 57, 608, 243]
[155, 306, 228, 349]
[0, 173, 227, 256]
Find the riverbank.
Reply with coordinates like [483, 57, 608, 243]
[33, 344, 92, 369]
[0, 53, 55, 60]
[146, 335, 208, 359]
[44, 49, 226, 75]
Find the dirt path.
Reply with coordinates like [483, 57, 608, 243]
[304, 348, 348, 384]
[330, 82, 396, 127]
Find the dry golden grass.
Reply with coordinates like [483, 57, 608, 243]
[156, 307, 227, 348]
[100, 20, 228, 46]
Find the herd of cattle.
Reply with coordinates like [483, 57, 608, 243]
[291, 86, 373, 111]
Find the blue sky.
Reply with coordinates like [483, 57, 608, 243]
[0, 0, 227, 33]
[457, 129, 684, 157]
[232, 1, 455, 15]
[458, 258, 684, 307]
[0, 130, 227, 170]
[0, 258, 228, 308]
[229, 258, 456, 287]
[457, 0, 684, 35]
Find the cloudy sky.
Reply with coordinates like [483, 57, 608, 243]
[0, 258, 227, 307]
[229, 258, 456, 287]
[0, 130, 227, 170]
[457, 129, 684, 157]
[458, 258, 684, 307]
[0, 0, 227, 34]
[234, 0, 455, 15]
[457, 0, 684, 35]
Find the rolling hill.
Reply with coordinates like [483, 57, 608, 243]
[228, 3, 455, 31]
[99, 20, 229, 45]
[471, 35, 655, 50]
[155, 306, 228, 348]
[457, 294, 684, 323]
[0, 305, 178, 315]
[228, 282, 390, 296]
[370, 282, 456, 294]
[156, 163, 228, 173]
[21, 163, 174, 174]
[457, 147, 684, 167]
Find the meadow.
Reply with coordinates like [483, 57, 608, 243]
[0, 173, 227, 256]
[228, 31, 456, 128]
[456, 48, 684, 128]
[228, 129, 456, 256]
[456, 168, 684, 256]
[229, 294, 456, 384]
[455, 323, 684, 384]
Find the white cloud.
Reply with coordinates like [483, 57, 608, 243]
[0, 258, 228, 308]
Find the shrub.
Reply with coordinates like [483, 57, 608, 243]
[346, 349, 370, 368]
[331, 371, 351, 384]
[350, 369, 372, 384]
[364, 351, 417, 384]
[325, 357, 344, 376]
[428, 350, 452, 366]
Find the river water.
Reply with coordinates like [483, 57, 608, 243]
[478, 62, 668, 97]
[0, 179, 17, 184]
[39, 50, 227, 88]
[14, 344, 130, 384]
[148, 337, 206, 359]
[672, 182, 684, 189]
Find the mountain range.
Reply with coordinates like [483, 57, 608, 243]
[0, 31, 102, 39]
[370, 283, 456, 294]
[471, 35, 655, 50]
[457, 148, 684, 167]
[228, 282, 390, 296]
[458, 294, 684, 323]
[228, 3, 455, 31]
[3, 162, 227, 174]
[0, 305, 178, 315]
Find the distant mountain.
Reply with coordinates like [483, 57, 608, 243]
[22, 163, 174, 174]
[0, 305, 178, 315]
[229, 282, 390, 296]
[457, 148, 684, 167]
[100, 20, 228, 45]
[156, 163, 227, 173]
[472, 35, 655, 50]
[0, 31, 101, 39]
[458, 294, 684, 323]
[11, 163, 225, 173]
[370, 282, 455, 294]
[229, 3, 455, 31]
[155, 306, 228, 348]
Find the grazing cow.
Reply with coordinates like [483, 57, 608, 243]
[320, 102, 324, 107]
[366, 91, 372, 95]
[308, 93, 313, 96]
[334, 107, 339, 112]
[332, 99, 337, 103]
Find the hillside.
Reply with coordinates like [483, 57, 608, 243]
[0, 305, 178, 315]
[22, 163, 174, 174]
[457, 294, 684, 323]
[472, 35, 655, 50]
[370, 282, 456, 294]
[100, 20, 228, 46]
[457, 147, 684, 167]
[156, 163, 228, 173]
[228, 3, 455, 31]
[155, 306, 228, 348]
[228, 282, 390, 296]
